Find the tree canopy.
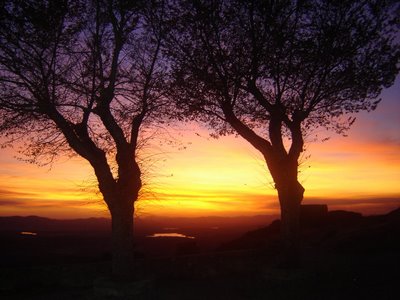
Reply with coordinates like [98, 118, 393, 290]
[0, 0, 170, 165]
[167, 0, 399, 138]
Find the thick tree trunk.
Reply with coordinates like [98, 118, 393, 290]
[277, 181, 304, 245]
[276, 179, 305, 266]
[110, 199, 135, 278]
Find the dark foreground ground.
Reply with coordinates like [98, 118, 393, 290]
[1, 207, 399, 299]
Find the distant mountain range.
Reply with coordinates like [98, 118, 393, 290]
[2, 207, 399, 239]
[0, 214, 277, 236]
[0, 215, 111, 233]
[0, 213, 278, 262]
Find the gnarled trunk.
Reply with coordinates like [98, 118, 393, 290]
[265, 115, 305, 264]
[93, 152, 141, 278]
[267, 150, 305, 265]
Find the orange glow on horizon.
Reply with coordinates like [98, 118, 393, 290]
[0, 122, 399, 219]
[0, 79, 399, 219]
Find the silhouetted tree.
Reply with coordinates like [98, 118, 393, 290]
[0, 0, 169, 277]
[165, 0, 399, 254]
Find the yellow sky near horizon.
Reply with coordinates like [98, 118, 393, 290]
[0, 80, 399, 219]
[0, 121, 398, 219]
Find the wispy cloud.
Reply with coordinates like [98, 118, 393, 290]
[0, 200, 22, 206]
[0, 188, 37, 199]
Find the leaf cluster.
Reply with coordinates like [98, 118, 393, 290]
[0, 0, 173, 168]
[165, 0, 400, 140]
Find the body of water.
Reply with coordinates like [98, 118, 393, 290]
[146, 233, 195, 239]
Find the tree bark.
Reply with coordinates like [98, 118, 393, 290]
[275, 178, 305, 266]
[88, 148, 141, 278]
[109, 198, 135, 278]
[276, 180, 304, 247]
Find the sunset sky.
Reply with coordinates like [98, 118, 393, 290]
[0, 78, 399, 219]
